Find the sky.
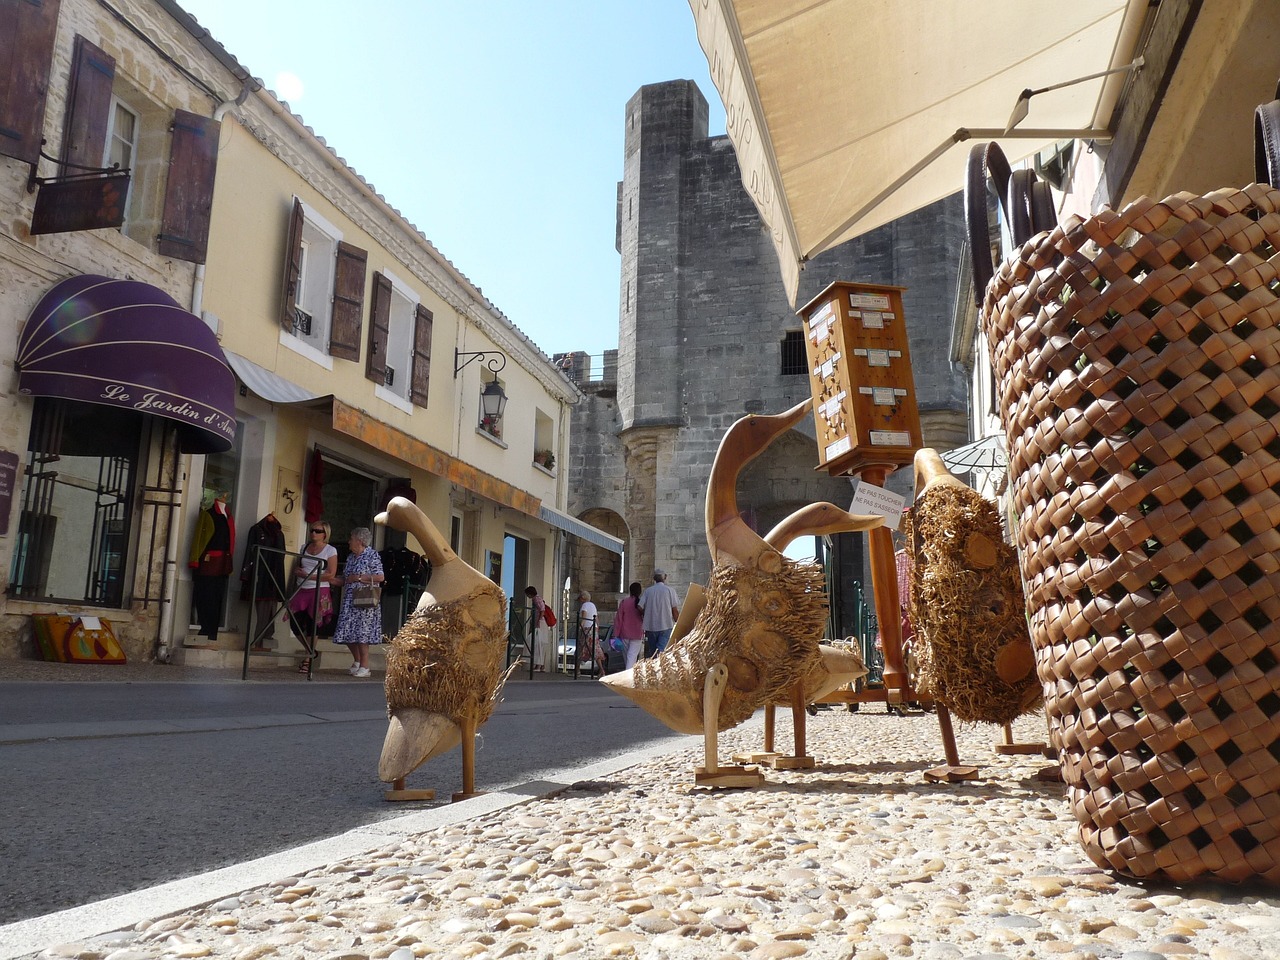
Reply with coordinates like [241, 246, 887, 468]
[177, 0, 726, 361]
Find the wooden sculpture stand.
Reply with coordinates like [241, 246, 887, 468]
[451, 716, 485, 802]
[383, 715, 485, 803]
[995, 723, 1047, 755]
[384, 781, 435, 802]
[733, 683, 815, 769]
[696, 664, 764, 788]
[815, 464, 976, 783]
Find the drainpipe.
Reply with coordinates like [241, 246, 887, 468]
[157, 85, 254, 662]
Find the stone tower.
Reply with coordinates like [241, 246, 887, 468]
[563, 80, 969, 627]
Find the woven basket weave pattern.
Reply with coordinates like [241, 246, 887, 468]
[983, 185, 1280, 884]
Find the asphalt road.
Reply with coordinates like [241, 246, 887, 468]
[0, 675, 684, 924]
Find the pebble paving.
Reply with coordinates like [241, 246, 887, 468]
[28, 709, 1280, 960]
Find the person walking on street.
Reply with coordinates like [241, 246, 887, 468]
[638, 569, 680, 659]
[577, 590, 601, 674]
[613, 581, 645, 669]
[525, 585, 550, 672]
[332, 527, 385, 677]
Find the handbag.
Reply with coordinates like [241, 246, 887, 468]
[196, 550, 233, 577]
[351, 582, 381, 608]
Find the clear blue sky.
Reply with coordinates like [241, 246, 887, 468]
[178, 0, 726, 360]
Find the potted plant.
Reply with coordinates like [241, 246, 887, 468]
[533, 449, 555, 470]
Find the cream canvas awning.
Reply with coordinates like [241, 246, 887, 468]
[690, 0, 1148, 303]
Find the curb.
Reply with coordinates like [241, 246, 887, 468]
[0, 731, 697, 960]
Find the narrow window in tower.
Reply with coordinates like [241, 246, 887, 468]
[780, 330, 807, 375]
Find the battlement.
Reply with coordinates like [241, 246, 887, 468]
[553, 350, 617, 388]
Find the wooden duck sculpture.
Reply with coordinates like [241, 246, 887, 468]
[375, 496, 511, 801]
[732, 505, 877, 768]
[602, 400, 882, 784]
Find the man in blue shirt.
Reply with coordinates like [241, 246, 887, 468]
[638, 569, 680, 659]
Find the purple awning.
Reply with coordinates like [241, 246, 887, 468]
[17, 275, 236, 453]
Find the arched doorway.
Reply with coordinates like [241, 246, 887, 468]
[567, 507, 627, 632]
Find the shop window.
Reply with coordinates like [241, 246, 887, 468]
[780, 330, 807, 375]
[10, 399, 143, 607]
[280, 198, 368, 364]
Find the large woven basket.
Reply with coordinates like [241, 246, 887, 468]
[982, 184, 1280, 884]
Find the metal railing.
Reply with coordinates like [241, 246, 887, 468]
[243, 543, 328, 681]
[848, 580, 882, 686]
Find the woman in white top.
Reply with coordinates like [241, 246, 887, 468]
[289, 520, 338, 672]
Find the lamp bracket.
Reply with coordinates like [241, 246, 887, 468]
[454, 348, 507, 378]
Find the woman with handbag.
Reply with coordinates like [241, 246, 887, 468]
[332, 526, 385, 678]
[288, 520, 338, 673]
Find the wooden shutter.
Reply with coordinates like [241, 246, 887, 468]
[60, 36, 114, 174]
[365, 271, 391, 385]
[411, 303, 433, 408]
[329, 240, 367, 361]
[279, 198, 304, 332]
[0, 0, 61, 164]
[157, 109, 220, 263]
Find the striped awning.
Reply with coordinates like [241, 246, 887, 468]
[538, 504, 624, 555]
[224, 349, 322, 404]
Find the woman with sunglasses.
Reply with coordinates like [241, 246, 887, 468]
[288, 520, 338, 673]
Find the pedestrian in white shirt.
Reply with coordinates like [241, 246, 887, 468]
[637, 569, 680, 658]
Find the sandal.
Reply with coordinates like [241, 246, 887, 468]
[298, 659, 311, 673]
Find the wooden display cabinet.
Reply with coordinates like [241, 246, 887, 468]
[797, 282, 970, 778]
[799, 281, 922, 477]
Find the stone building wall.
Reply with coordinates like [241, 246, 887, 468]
[564, 80, 969, 624]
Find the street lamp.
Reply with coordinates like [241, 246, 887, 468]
[480, 377, 508, 420]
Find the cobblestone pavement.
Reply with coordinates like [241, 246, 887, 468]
[13, 708, 1280, 960]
